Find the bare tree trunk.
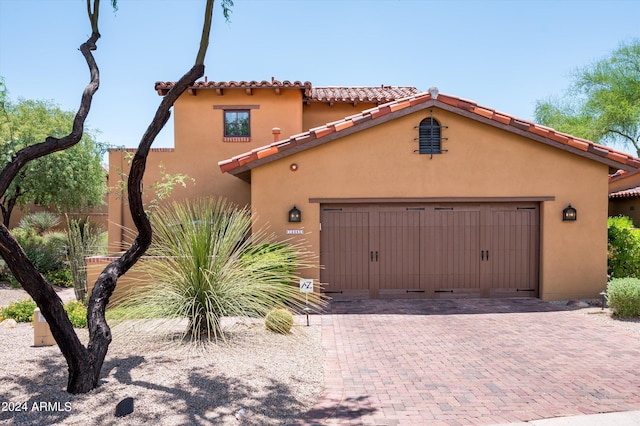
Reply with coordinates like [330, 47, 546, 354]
[0, 32, 101, 394]
[78, 63, 204, 392]
[0, 0, 216, 394]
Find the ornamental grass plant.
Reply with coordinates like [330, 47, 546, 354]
[114, 198, 324, 342]
[607, 277, 640, 317]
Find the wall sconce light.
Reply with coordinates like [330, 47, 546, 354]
[288, 205, 301, 223]
[562, 204, 577, 221]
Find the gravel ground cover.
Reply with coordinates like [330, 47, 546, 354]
[0, 284, 324, 425]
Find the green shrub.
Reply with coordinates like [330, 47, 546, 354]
[607, 277, 640, 317]
[0, 299, 88, 327]
[11, 228, 66, 273]
[265, 308, 294, 334]
[608, 216, 640, 278]
[64, 301, 87, 328]
[18, 211, 61, 235]
[0, 299, 37, 323]
[44, 268, 73, 288]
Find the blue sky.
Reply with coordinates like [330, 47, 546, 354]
[1, 0, 639, 155]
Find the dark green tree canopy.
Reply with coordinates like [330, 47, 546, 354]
[535, 40, 640, 156]
[0, 95, 106, 226]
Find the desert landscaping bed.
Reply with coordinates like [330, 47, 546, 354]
[0, 284, 323, 425]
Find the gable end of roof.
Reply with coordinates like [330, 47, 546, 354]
[219, 91, 640, 182]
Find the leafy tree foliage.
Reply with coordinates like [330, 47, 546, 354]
[0, 96, 106, 226]
[535, 40, 640, 155]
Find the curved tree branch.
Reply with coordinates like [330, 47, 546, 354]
[0, 31, 100, 393]
[607, 128, 640, 156]
[84, 0, 215, 393]
[0, 31, 100, 199]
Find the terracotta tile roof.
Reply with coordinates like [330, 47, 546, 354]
[309, 86, 420, 104]
[609, 186, 640, 199]
[155, 80, 417, 104]
[219, 90, 640, 182]
[155, 79, 312, 95]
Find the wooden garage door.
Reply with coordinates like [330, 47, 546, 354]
[320, 203, 539, 299]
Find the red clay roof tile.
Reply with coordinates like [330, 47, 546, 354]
[334, 120, 355, 132]
[548, 132, 570, 145]
[528, 125, 550, 137]
[219, 159, 239, 173]
[313, 126, 335, 139]
[607, 151, 629, 164]
[456, 99, 476, 111]
[256, 146, 279, 159]
[566, 138, 590, 151]
[587, 144, 610, 156]
[370, 105, 392, 119]
[492, 113, 512, 125]
[511, 119, 531, 131]
[309, 86, 419, 103]
[609, 186, 640, 199]
[389, 100, 411, 112]
[473, 107, 494, 119]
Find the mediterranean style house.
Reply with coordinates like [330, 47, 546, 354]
[99, 79, 640, 301]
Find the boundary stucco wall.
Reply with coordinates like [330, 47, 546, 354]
[250, 108, 609, 301]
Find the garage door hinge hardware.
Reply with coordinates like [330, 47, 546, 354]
[435, 290, 454, 293]
[406, 207, 425, 211]
[435, 207, 454, 211]
[406, 290, 425, 293]
[517, 288, 535, 292]
[481, 250, 490, 261]
[370, 251, 379, 262]
[323, 291, 344, 294]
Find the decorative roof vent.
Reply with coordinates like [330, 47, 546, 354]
[428, 86, 439, 99]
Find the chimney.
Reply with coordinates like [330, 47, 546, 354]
[272, 128, 281, 142]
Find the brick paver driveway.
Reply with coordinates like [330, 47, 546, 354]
[299, 299, 640, 425]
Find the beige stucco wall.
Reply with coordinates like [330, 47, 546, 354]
[250, 107, 609, 301]
[302, 102, 378, 130]
[107, 88, 305, 251]
[609, 170, 640, 193]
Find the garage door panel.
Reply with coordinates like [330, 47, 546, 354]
[429, 209, 480, 293]
[485, 206, 539, 297]
[320, 209, 370, 297]
[320, 203, 539, 299]
[377, 209, 421, 293]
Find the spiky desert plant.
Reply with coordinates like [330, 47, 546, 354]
[18, 211, 61, 235]
[66, 216, 105, 303]
[117, 197, 324, 342]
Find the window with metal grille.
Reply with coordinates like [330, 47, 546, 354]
[418, 117, 442, 154]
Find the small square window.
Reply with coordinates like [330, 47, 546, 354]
[224, 110, 250, 137]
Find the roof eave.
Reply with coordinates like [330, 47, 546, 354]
[223, 97, 639, 179]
